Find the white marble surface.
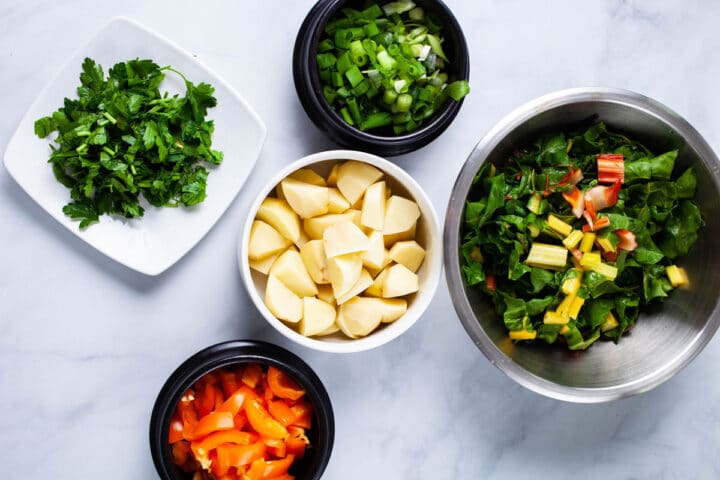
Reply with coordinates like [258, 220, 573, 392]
[2, 1, 719, 478]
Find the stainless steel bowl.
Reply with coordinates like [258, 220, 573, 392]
[444, 87, 720, 403]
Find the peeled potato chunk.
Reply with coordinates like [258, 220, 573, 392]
[289, 168, 326, 186]
[362, 230, 386, 270]
[265, 275, 302, 323]
[339, 297, 383, 337]
[382, 264, 419, 298]
[256, 197, 301, 243]
[269, 250, 318, 297]
[388, 240, 426, 272]
[281, 178, 329, 218]
[300, 297, 336, 336]
[336, 160, 384, 205]
[323, 221, 369, 258]
[383, 195, 420, 235]
[304, 212, 358, 240]
[299, 240, 329, 284]
[315, 321, 340, 336]
[336, 269, 374, 305]
[249, 220, 291, 261]
[328, 188, 351, 213]
[326, 163, 340, 187]
[316, 284, 336, 305]
[384, 223, 416, 248]
[361, 181, 386, 231]
[327, 253, 363, 298]
[249, 250, 281, 275]
[365, 268, 389, 297]
[377, 298, 407, 323]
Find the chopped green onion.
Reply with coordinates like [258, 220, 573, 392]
[316, 1, 470, 134]
[344, 65, 364, 87]
[445, 80, 471, 101]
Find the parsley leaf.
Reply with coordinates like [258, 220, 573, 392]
[34, 57, 223, 229]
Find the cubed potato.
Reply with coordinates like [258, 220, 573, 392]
[361, 181, 386, 231]
[383, 195, 420, 235]
[365, 268, 389, 297]
[256, 197, 301, 243]
[269, 250, 318, 297]
[303, 212, 358, 239]
[289, 168, 326, 186]
[249, 250, 281, 275]
[281, 178, 329, 218]
[377, 298, 407, 323]
[299, 239, 329, 284]
[328, 188, 351, 213]
[323, 221, 369, 258]
[327, 253, 363, 298]
[316, 284, 336, 305]
[265, 275, 302, 323]
[338, 297, 383, 337]
[383, 223, 417, 248]
[299, 297, 336, 336]
[388, 240, 426, 272]
[382, 264, 419, 298]
[336, 269, 373, 305]
[294, 228, 310, 249]
[336, 160, 384, 205]
[362, 230, 386, 270]
[314, 321, 340, 336]
[326, 163, 340, 187]
[248, 220, 291, 261]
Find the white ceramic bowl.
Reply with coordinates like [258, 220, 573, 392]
[239, 150, 442, 353]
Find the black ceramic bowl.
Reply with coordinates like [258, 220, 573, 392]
[293, 0, 470, 156]
[149, 340, 334, 479]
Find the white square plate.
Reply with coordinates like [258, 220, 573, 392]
[4, 17, 266, 275]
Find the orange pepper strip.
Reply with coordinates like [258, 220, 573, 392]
[188, 411, 235, 440]
[245, 458, 267, 480]
[171, 440, 190, 466]
[242, 364, 264, 388]
[285, 427, 308, 459]
[168, 415, 184, 443]
[197, 383, 222, 417]
[218, 385, 257, 416]
[262, 437, 287, 458]
[267, 400, 296, 427]
[220, 369, 240, 398]
[245, 399, 288, 440]
[266, 367, 305, 401]
[289, 400, 312, 429]
[216, 441, 267, 470]
[261, 454, 295, 478]
[191, 430, 254, 462]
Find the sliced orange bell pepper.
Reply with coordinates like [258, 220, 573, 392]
[262, 454, 295, 478]
[289, 400, 312, 429]
[262, 436, 287, 458]
[168, 414, 184, 444]
[188, 411, 235, 440]
[198, 383, 222, 417]
[242, 364, 264, 388]
[268, 400, 296, 427]
[285, 426, 308, 459]
[218, 385, 257, 416]
[191, 429, 254, 461]
[220, 369, 240, 397]
[171, 440, 191, 466]
[266, 367, 305, 401]
[245, 399, 288, 439]
[216, 441, 267, 470]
